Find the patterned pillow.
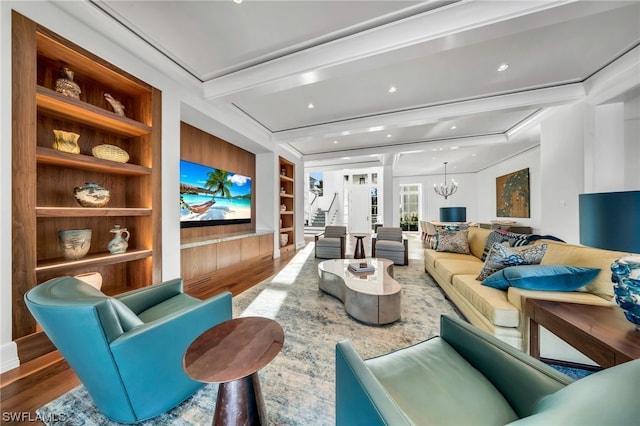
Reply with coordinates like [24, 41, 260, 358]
[480, 230, 531, 261]
[476, 242, 547, 281]
[436, 229, 470, 254]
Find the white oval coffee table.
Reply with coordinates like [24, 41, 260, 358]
[317, 258, 401, 325]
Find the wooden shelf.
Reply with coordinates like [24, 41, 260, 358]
[36, 249, 152, 275]
[12, 12, 162, 345]
[280, 227, 294, 232]
[279, 175, 294, 182]
[279, 193, 294, 198]
[37, 86, 151, 137]
[36, 147, 151, 175]
[36, 207, 152, 217]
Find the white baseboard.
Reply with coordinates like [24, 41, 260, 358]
[1, 341, 19, 373]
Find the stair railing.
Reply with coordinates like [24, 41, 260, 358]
[325, 192, 338, 226]
[308, 191, 319, 226]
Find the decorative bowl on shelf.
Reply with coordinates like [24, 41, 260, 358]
[92, 144, 130, 163]
[58, 229, 92, 261]
[610, 256, 640, 330]
[74, 182, 110, 207]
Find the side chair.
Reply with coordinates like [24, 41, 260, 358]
[372, 227, 408, 265]
[315, 225, 347, 259]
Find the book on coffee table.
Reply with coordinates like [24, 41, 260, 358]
[348, 262, 375, 273]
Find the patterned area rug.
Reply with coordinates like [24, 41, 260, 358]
[37, 240, 460, 425]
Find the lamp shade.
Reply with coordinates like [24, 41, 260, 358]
[440, 207, 466, 223]
[579, 191, 640, 254]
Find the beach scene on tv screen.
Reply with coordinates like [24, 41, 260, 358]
[180, 160, 251, 222]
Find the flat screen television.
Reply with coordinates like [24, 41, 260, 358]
[180, 159, 252, 228]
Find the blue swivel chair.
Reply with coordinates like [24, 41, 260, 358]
[25, 276, 232, 423]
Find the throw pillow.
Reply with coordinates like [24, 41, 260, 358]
[480, 230, 531, 261]
[435, 229, 470, 254]
[476, 242, 547, 281]
[482, 265, 601, 291]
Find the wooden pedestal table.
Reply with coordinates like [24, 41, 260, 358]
[318, 258, 401, 325]
[183, 317, 285, 426]
[351, 234, 368, 259]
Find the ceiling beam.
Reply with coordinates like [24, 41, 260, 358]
[203, 0, 575, 102]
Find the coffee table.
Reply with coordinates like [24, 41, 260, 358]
[526, 299, 640, 368]
[183, 317, 284, 425]
[317, 258, 401, 325]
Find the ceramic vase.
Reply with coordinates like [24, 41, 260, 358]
[279, 233, 289, 247]
[108, 225, 130, 254]
[52, 130, 80, 154]
[611, 255, 640, 330]
[74, 182, 110, 208]
[59, 229, 92, 261]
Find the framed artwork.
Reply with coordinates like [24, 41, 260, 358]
[496, 168, 530, 218]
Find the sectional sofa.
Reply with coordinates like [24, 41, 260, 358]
[424, 226, 632, 352]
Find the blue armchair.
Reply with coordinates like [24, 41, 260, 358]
[337, 314, 640, 425]
[25, 276, 232, 423]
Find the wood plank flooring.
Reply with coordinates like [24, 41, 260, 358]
[0, 249, 297, 426]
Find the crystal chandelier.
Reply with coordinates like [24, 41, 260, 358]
[433, 162, 458, 199]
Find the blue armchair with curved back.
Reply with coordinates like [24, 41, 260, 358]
[25, 276, 232, 423]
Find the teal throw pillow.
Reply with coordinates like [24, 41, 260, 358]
[483, 265, 601, 291]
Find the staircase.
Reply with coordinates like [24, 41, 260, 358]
[310, 208, 326, 227]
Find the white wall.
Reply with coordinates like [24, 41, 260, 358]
[395, 172, 478, 226]
[476, 146, 541, 231]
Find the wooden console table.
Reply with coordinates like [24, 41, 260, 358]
[526, 299, 640, 368]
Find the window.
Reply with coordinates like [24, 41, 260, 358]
[399, 184, 420, 231]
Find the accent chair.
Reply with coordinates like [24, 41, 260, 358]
[424, 221, 438, 248]
[372, 227, 408, 265]
[336, 314, 640, 426]
[315, 225, 347, 259]
[24, 276, 232, 424]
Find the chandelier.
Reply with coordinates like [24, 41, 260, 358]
[433, 161, 458, 199]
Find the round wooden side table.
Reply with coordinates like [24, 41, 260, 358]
[183, 317, 285, 426]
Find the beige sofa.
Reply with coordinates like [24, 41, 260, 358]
[424, 227, 631, 352]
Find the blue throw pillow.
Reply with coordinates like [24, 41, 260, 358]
[483, 265, 601, 291]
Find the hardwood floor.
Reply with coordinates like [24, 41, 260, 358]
[0, 249, 297, 426]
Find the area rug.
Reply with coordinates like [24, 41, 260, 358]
[37, 242, 460, 425]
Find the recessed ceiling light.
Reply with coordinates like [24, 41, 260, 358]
[341, 157, 351, 160]
[450, 146, 459, 150]
[450, 125, 457, 130]
[386, 134, 392, 138]
[333, 140, 338, 144]
[233, 0, 243, 3]
[497, 63, 509, 72]
[369, 126, 384, 132]
[388, 86, 397, 93]
[307, 103, 314, 109]
[432, 157, 437, 160]
[471, 153, 477, 157]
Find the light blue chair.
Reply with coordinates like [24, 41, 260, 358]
[336, 314, 640, 425]
[25, 276, 232, 423]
